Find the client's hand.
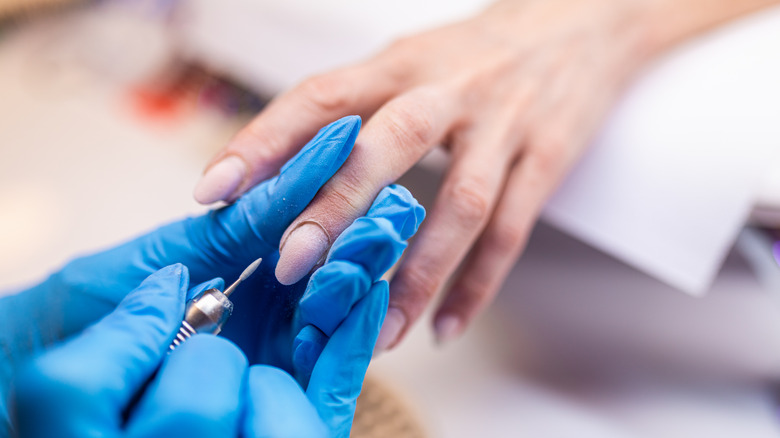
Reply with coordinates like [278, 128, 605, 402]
[193, 0, 656, 350]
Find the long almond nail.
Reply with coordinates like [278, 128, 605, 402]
[275, 222, 330, 285]
[193, 155, 247, 204]
[434, 315, 463, 346]
[375, 307, 406, 353]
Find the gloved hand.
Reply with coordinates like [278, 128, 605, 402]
[12, 263, 390, 438]
[221, 182, 423, 437]
[0, 115, 425, 437]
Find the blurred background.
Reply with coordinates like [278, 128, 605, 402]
[1, 0, 780, 436]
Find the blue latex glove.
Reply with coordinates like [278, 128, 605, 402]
[12, 264, 390, 438]
[0, 115, 425, 437]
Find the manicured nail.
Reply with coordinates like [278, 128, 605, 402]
[375, 307, 406, 352]
[434, 315, 463, 346]
[193, 155, 247, 204]
[275, 222, 330, 285]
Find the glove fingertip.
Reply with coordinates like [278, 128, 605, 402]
[407, 201, 427, 238]
[327, 219, 407, 281]
[239, 116, 362, 247]
[325, 115, 361, 177]
[279, 115, 361, 175]
[367, 185, 425, 240]
[116, 264, 189, 320]
[370, 280, 390, 331]
[187, 277, 225, 300]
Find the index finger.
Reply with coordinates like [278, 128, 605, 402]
[194, 64, 403, 205]
[274, 87, 457, 285]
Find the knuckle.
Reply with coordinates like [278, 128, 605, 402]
[447, 176, 492, 225]
[456, 275, 491, 304]
[454, 54, 519, 93]
[297, 73, 353, 113]
[387, 35, 413, 51]
[384, 36, 418, 59]
[448, 277, 497, 320]
[530, 134, 568, 176]
[320, 174, 370, 220]
[374, 39, 421, 86]
[398, 265, 442, 303]
[241, 120, 287, 159]
[486, 221, 528, 255]
[384, 92, 439, 147]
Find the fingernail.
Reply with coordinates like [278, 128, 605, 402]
[193, 155, 247, 204]
[434, 315, 463, 346]
[375, 307, 406, 352]
[275, 222, 330, 285]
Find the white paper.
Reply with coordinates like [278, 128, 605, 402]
[543, 7, 780, 294]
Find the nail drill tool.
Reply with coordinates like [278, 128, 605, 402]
[169, 258, 262, 351]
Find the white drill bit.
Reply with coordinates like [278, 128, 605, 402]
[224, 257, 263, 297]
[169, 257, 264, 351]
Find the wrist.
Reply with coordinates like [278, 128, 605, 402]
[639, 0, 780, 56]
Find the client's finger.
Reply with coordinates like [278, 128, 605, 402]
[381, 131, 513, 350]
[295, 185, 423, 342]
[77, 116, 362, 299]
[434, 156, 548, 341]
[176, 116, 361, 276]
[194, 63, 403, 204]
[274, 87, 455, 286]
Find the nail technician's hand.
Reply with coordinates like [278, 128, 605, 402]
[194, 0, 653, 349]
[1, 115, 425, 437]
[11, 265, 260, 438]
[219, 184, 424, 377]
[4, 187, 421, 437]
[11, 265, 377, 438]
[0, 116, 360, 435]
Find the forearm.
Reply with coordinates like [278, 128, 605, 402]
[644, 0, 780, 54]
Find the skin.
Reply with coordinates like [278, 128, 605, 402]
[196, 0, 780, 350]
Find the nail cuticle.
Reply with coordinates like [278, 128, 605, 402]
[280, 220, 332, 254]
[276, 220, 332, 285]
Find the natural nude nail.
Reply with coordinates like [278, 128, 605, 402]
[375, 307, 406, 353]
[275, 222, 330, 285]
[193, 155, 247, 204]
[434, 315, 463, 346]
